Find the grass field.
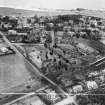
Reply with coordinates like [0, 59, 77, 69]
[0, 52, 44, 93]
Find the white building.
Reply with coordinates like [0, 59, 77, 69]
[99, 75, 105, 83]
[86, 81, 98, 90]
[88, 71, 99, 77]
[72, 85, 83, 93]
[8, 30, 17, 35]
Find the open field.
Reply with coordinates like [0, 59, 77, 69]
[0, 51, 45, 93]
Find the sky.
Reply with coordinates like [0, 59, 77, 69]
[0, 0, 105, 10]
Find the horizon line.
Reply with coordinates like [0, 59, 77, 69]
[0, 5, 105, 12]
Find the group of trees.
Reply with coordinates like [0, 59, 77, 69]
[84, 30, 101, 41]
[89, 40, 105, 56]
[26, 29, 41, 43]
[0, 16, 18, 29]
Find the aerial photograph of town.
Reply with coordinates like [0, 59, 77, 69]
[0, 0, 105, 105]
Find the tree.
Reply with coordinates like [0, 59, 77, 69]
[90, 31, 101, 41]
[33, 15, 39, 23]
[45, 34, 52, 43]
[2, 16, 9, 23]
[9, 19, 18, 29]
[27, 29, 40, 43]
[89, 40, 105, 55]
[27, 18, 31, 24]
